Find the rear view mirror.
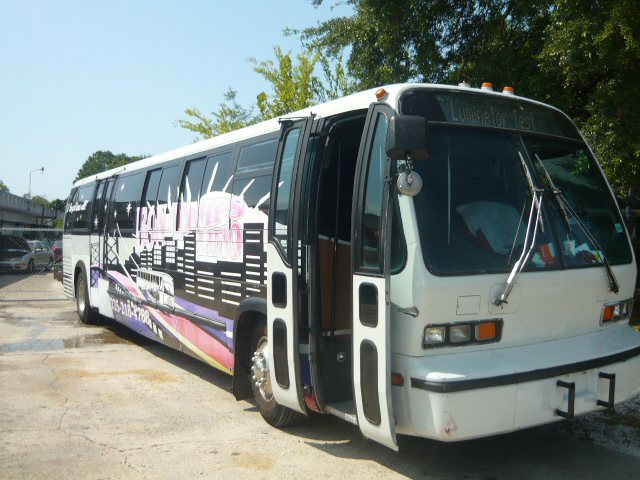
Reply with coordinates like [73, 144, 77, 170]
[386, 115, 428, 161]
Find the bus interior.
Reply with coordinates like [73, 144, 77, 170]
[313, 111, 368, 413]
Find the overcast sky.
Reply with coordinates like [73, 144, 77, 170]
[0, 0, 352, 200]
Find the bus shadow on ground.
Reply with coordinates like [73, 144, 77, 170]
[294, 417, 640, 479]
[103, 320, 640, 479]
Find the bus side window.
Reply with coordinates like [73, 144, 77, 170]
[236, 138, 278, 172]
[72, 184, 96, 234]
[112, 173, 145, 234]
[102, 180, 115, 232]
[91, 182, 105, 234]
[157, 165, 181, 229]
[142, 169, 162, 206]
[64, 189, 78, 232]
[232, 175, 273, 215]
[202, 152, 233, 194]
[198, 152, 233, 233]
[178, 158, 206, 230]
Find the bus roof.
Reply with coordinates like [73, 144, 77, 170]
[72, 82, 553, 188]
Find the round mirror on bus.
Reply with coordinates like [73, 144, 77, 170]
[397, 171, 422, 196]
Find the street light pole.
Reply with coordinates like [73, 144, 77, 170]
[28, 166, 44, 200]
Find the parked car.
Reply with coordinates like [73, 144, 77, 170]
[51, 239, 63, 264]
[0, 235, 54, 273]
[51, 239, 63, 281]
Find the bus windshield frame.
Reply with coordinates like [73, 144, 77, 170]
[399, 88, 633, 276]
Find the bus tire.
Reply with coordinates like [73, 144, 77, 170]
[76, 272, 98, 325]
[250, 323, 303, 427]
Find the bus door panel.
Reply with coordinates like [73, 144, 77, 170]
[351, 104, 397, 450]
[267, 117, 313, 414]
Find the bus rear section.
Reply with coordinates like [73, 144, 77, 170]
[382, 86, 640, 442]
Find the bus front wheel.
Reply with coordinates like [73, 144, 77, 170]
[250, 323, 302, 427]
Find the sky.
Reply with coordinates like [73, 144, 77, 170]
[0, 0, 352, 201]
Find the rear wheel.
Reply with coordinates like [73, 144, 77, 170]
[76, 273, 98, 324]
[27, 259, 34, 274]
[250, 323, 303, 427]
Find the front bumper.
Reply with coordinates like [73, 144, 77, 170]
[0, 260, 28, 272]
[393, 325, 640, 441]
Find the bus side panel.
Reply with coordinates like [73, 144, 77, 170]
[101, 166, 271, 376]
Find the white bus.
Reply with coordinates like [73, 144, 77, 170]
[63, 83, 639, 450]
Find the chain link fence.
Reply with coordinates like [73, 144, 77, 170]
[0, 228, 66, 301]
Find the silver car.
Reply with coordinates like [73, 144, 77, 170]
[0, 236, 54, 273]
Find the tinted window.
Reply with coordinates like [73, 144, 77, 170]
[203, 152, 233, 194]
[113, 173, 145, 232]
[91, 182, 105, 233]
[232, 175, 272, 214]
[64, 189, 78, 232]
[237, 138, 278, 171]
[69, 184, 96, 233]
[179, 158, 206, 230]
[142, 169, 162, 205]
[273, 128, 300, 256]
[157, 165, 181, 207]
[359, 113, 389, 270]
[101, 180, 115, 232]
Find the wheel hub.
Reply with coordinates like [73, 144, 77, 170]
[251, 338, 272, 401]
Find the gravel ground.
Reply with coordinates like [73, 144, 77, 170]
[1, 293, 640, 479]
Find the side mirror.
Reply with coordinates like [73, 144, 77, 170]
[386, 115, 428, 161]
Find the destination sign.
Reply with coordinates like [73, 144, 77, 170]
[433, 92, 575, 138]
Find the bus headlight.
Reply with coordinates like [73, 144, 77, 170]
[423, 326, 446, 346]
[450, 324, 471, 343]
[423, 320, 502, 348]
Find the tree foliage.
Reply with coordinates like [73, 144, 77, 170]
[250, 46, 322, 120]
[300, 0, 639, 196]
[75, 150, 147, 182]
[30, 195, 50, 207]
[177, 47, 355, 141]
[0, 179, 8, 192]
[176, 88, 254, 140]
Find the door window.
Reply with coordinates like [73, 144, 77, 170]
[272, 127, 301, 257]
[359, 113, 389, 271]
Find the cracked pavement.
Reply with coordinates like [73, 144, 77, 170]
[2, 297, 640, 479]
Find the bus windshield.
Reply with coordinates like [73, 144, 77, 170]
[401, 90, 632, 276]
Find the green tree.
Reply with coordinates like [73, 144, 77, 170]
[30, 195, 50, 207]
[176, 88, 255, 141]
[75, 150, 147, 181]
[299, 0, 639, 196]
[538, 0, 640, 195]
[177, 47, 353, 139]
[0, 179, 8, 192]
[250, 46, 322, 120]
[49, 199, 66, 212]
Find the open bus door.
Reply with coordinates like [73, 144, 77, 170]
[351, 104, 398, 450]
[266, 116, 314, 414]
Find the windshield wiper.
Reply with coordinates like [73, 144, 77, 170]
[494, 152, 544, 307]
[534, 154, 619, 294]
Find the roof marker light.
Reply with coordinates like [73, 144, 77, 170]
[481, 82, 493, 91]
[458, 82, 471, 88]
[503, 86, 515, 95]
[375, 88, 388, 101]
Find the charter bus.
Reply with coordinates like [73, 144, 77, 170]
[63, 83, 640, 450]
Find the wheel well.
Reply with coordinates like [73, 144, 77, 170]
[232, 310, 266, 401]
